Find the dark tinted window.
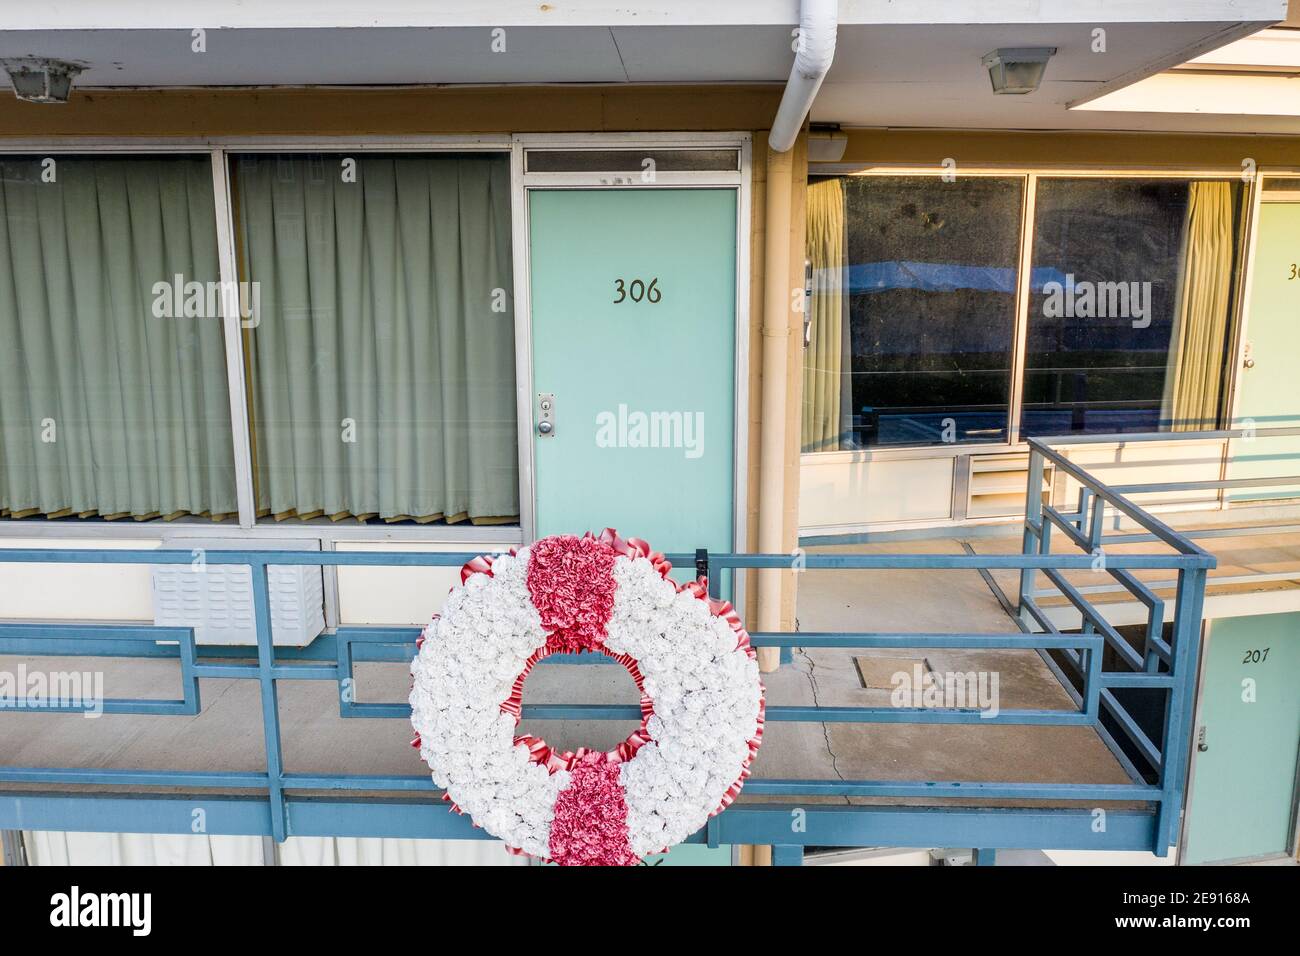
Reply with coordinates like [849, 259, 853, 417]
[1022, 178, 1242, 436]
[802, 175, 1024, 450]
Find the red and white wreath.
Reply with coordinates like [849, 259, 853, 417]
[409, 529, 765, 866]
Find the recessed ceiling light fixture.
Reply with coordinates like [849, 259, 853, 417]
[2, 57, 84, 104]
[981, 47, 1056, 95]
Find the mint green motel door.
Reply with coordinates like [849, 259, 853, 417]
[529, 188, 738, 563]
[1228, 200, 1300, 500]
[1182, 612, 1300, 864]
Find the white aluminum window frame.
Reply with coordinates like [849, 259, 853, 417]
[0, 136, 521, 544]
[802, 162, 1269, 466]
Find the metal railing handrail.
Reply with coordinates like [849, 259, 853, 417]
[1026, 437, 1215, 560]
[1030, 424, 1300, 445]
[0, 548, 1214, 570]
[0, 446, 1223, 855]
[1014, 431, 1265, 854]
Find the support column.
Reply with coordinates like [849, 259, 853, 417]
[755, 143, 795, 676]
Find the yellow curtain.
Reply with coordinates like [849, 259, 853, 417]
[1162, 181, 1235, 432]
[802, 179, 848, 451]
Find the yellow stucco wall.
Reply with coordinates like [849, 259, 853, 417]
[836, 128, 1300, 170]
[0, 85, 782, 136]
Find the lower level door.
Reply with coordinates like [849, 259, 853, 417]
[1182, 612, 1300, 863]
[528, 187, 738, 565]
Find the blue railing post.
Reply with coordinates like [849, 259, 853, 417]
[1019, 447, 1046, 626]
[1080, 493, 1107, 719]
[772, 844, 804, 866]
[250, 559, 289, 842]
[1153, 566, 1207, 855]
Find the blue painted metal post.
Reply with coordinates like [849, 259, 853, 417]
[1080, 494, 1106, 719]
[772, 844, 804, 866]
[1076, 487, 1091, 534]
[250, 560, 289, 842]
[178, 627, 201, 714]
[1144, 606, 1165, 674]
[973, 848, 997, 866]
[336, 629, 355, 717]
[1019, 448, 1046, 627]
[1153, 567, 1206, 854]
[1086, 493, 1106, 553]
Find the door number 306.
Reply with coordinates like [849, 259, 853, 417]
[613, 278, 662, 304]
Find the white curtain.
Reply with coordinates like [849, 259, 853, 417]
[802, 178, 851, 452]
[234, 153, 517, 524]
[1161, 180, 1236, 432]
[0, 155, 236, 520]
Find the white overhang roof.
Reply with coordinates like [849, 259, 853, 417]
[0, 1, 1292, 134]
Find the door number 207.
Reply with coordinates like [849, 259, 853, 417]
[613, 278, 662, 304]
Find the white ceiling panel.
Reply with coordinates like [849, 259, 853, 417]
[0, 14, 1293, 134]
[0, 28, 632, 86]
[610, 26, 794, 83]
[0, 0, 1284, 30]
[812, 21, 1300, 133]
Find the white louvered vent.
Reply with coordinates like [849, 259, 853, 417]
[152, 538, 325, 647]
[967, 453, 1053, 520]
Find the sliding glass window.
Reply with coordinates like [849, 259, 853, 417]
[0, 154, 237, 521]
[1022, 177, 1244, 437]
[802, 175, 1024, 451]
[230, 152, 517, 525]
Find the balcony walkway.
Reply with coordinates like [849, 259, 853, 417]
[0, 536, 1144, 812]
[5, 430, 1294, 856]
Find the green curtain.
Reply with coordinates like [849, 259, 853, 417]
[1162, 180, 1236, 432]
[802, 179, 849, 452]
[0, 156, 236, 520]
[234, 154, 517, 523]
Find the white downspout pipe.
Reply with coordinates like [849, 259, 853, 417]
[754, 0, 838, 677]
[768, 0, 839, 154]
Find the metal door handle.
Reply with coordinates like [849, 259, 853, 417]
[536, 393, 555, 437]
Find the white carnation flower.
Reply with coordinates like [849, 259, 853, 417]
[412, 546, 763, 861]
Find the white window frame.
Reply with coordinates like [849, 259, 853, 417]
[0, 136, 522, 545]
[802, 163, 1267, 465]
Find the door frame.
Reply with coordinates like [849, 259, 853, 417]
[1177, 615, 1300, 865]
[509, 132, 754, 575]
[1225, 170, 1300, 435]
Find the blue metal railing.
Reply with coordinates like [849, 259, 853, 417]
[12, 427, 1283, 855]
[1019, 424, 1300, 853]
